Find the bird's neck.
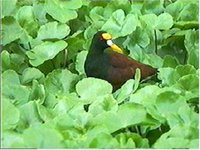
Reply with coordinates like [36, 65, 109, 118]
[89, 44, 105, 56]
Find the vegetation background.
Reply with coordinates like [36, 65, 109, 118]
[1, 0, 199, 148]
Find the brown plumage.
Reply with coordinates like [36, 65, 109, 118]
[84, 31, 157, 91]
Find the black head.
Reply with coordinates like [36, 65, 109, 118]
[89, 31, 112, 53]
[89, 31, 124, 55]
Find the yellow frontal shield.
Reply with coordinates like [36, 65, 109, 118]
[102, 33, 112, 40]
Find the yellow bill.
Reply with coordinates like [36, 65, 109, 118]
[106, 40, 124, 54]
[110, 44, 124, 54]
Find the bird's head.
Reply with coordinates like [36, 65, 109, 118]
[90, 31, 124, 54]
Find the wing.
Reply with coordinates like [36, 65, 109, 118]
[105, 49, 157, 79]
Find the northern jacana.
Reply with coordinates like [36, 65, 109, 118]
[84, 31, 157, 91]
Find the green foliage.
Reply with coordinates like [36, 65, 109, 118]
[45, 0, 83, 23]
[1, 0, 199, 149]
[2, 0, 17, 18]
[76, 77, 113, 102]
[26, 41, 67, 66]
[102, 9, 138, 38]
[2, 17, 24, 45]
[37, 22, 70, 40]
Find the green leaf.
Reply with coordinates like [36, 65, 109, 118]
[83, 25, 98, 49]
[158, 68, 178, 86]
[89, 94, 118, 116]
[162, 55, 179, 68]
[178, 105, 198, 127]
[134, 68, 141, 92]
[2, 131, 25, 148]
[1, 50, 11, 71]
[54, 113, 81, 131]
[142, 0, 164, 15]
[22, 125, 64, 148]
[124, 27, 150, 50]
[45, 0, 82, 23]
[85, 125, 110, 145]
[37, 22, 70, 40]
[33, 3, 48, 24]
[21, 67, 44, 84]
[176, 74, 198, 92]
[89, 133, 118, 148]
[189, 139, 199, 148]
[165, 0, 184, 21]
[115, 133, 136, 148]
[140, 14, 157, 29]
[116, 133, 149, 148]
[76, 77, 113, 101]
[158, 65, 197, 86]
[118, 103, 147, 127]
[19, 30, 36, 49]
[155, 91, 187, 118]
[178, 3, 198, 21]
[2, 17, 24, 45]
[2, 0, 17, 18]
[89, 7, 107, 29]
[129, 85, 167, 122]
[2, 98, 20, 130]
[140, 13, 173, 30]
[36, 102, 54, 122]
[166, 0, 198, 21]
[91, 103, 147, 133]
[45, 69, 78, 93]
[154, 137, 190, 148]
[1, 51, 27, 73]
[156, 13, 173, 30]
[18, 101, 43, 128]
[175, 64, 196, 76]
[26, 40, 67, 66]
[66, 31, 85, 60]
[130, 85, 161, 105]
[114, 79, 135, 104]
[184, 30, 198, 68]
[16, 6, 39, 37]
[153, 124, 198, 148]
[45, 69, 79, 94]
[90, 112, 123, 133]
[75, 51, 88, 75]
[174, 74, 198, 102]
[52, 93, 82, 117]
[2, 70, 30, 105]
[102, 9, 138, 38]
[29, 80, 46, 104]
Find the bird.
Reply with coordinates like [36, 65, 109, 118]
[84, 31, 157, 91]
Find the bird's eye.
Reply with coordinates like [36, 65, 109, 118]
[100, 36, 104, 41]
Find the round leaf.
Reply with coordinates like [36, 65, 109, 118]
[37, 22, 70, 40]
[2, 98, 20, 130]
[76, 77, 113, 100]
[26, 41, 67, 66]
[2, 17, 24, 45]
[45, 0, 82, 23]
[21, 67, 44, 84]
[156, 13, 173, 30]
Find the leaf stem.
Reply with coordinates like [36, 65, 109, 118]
[183, 51, 188, 64]
[63, 49, 68, 68]
[135, 125, 142, 136]
[28, 42, 32, 50]
[154, 30, 158, 54]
